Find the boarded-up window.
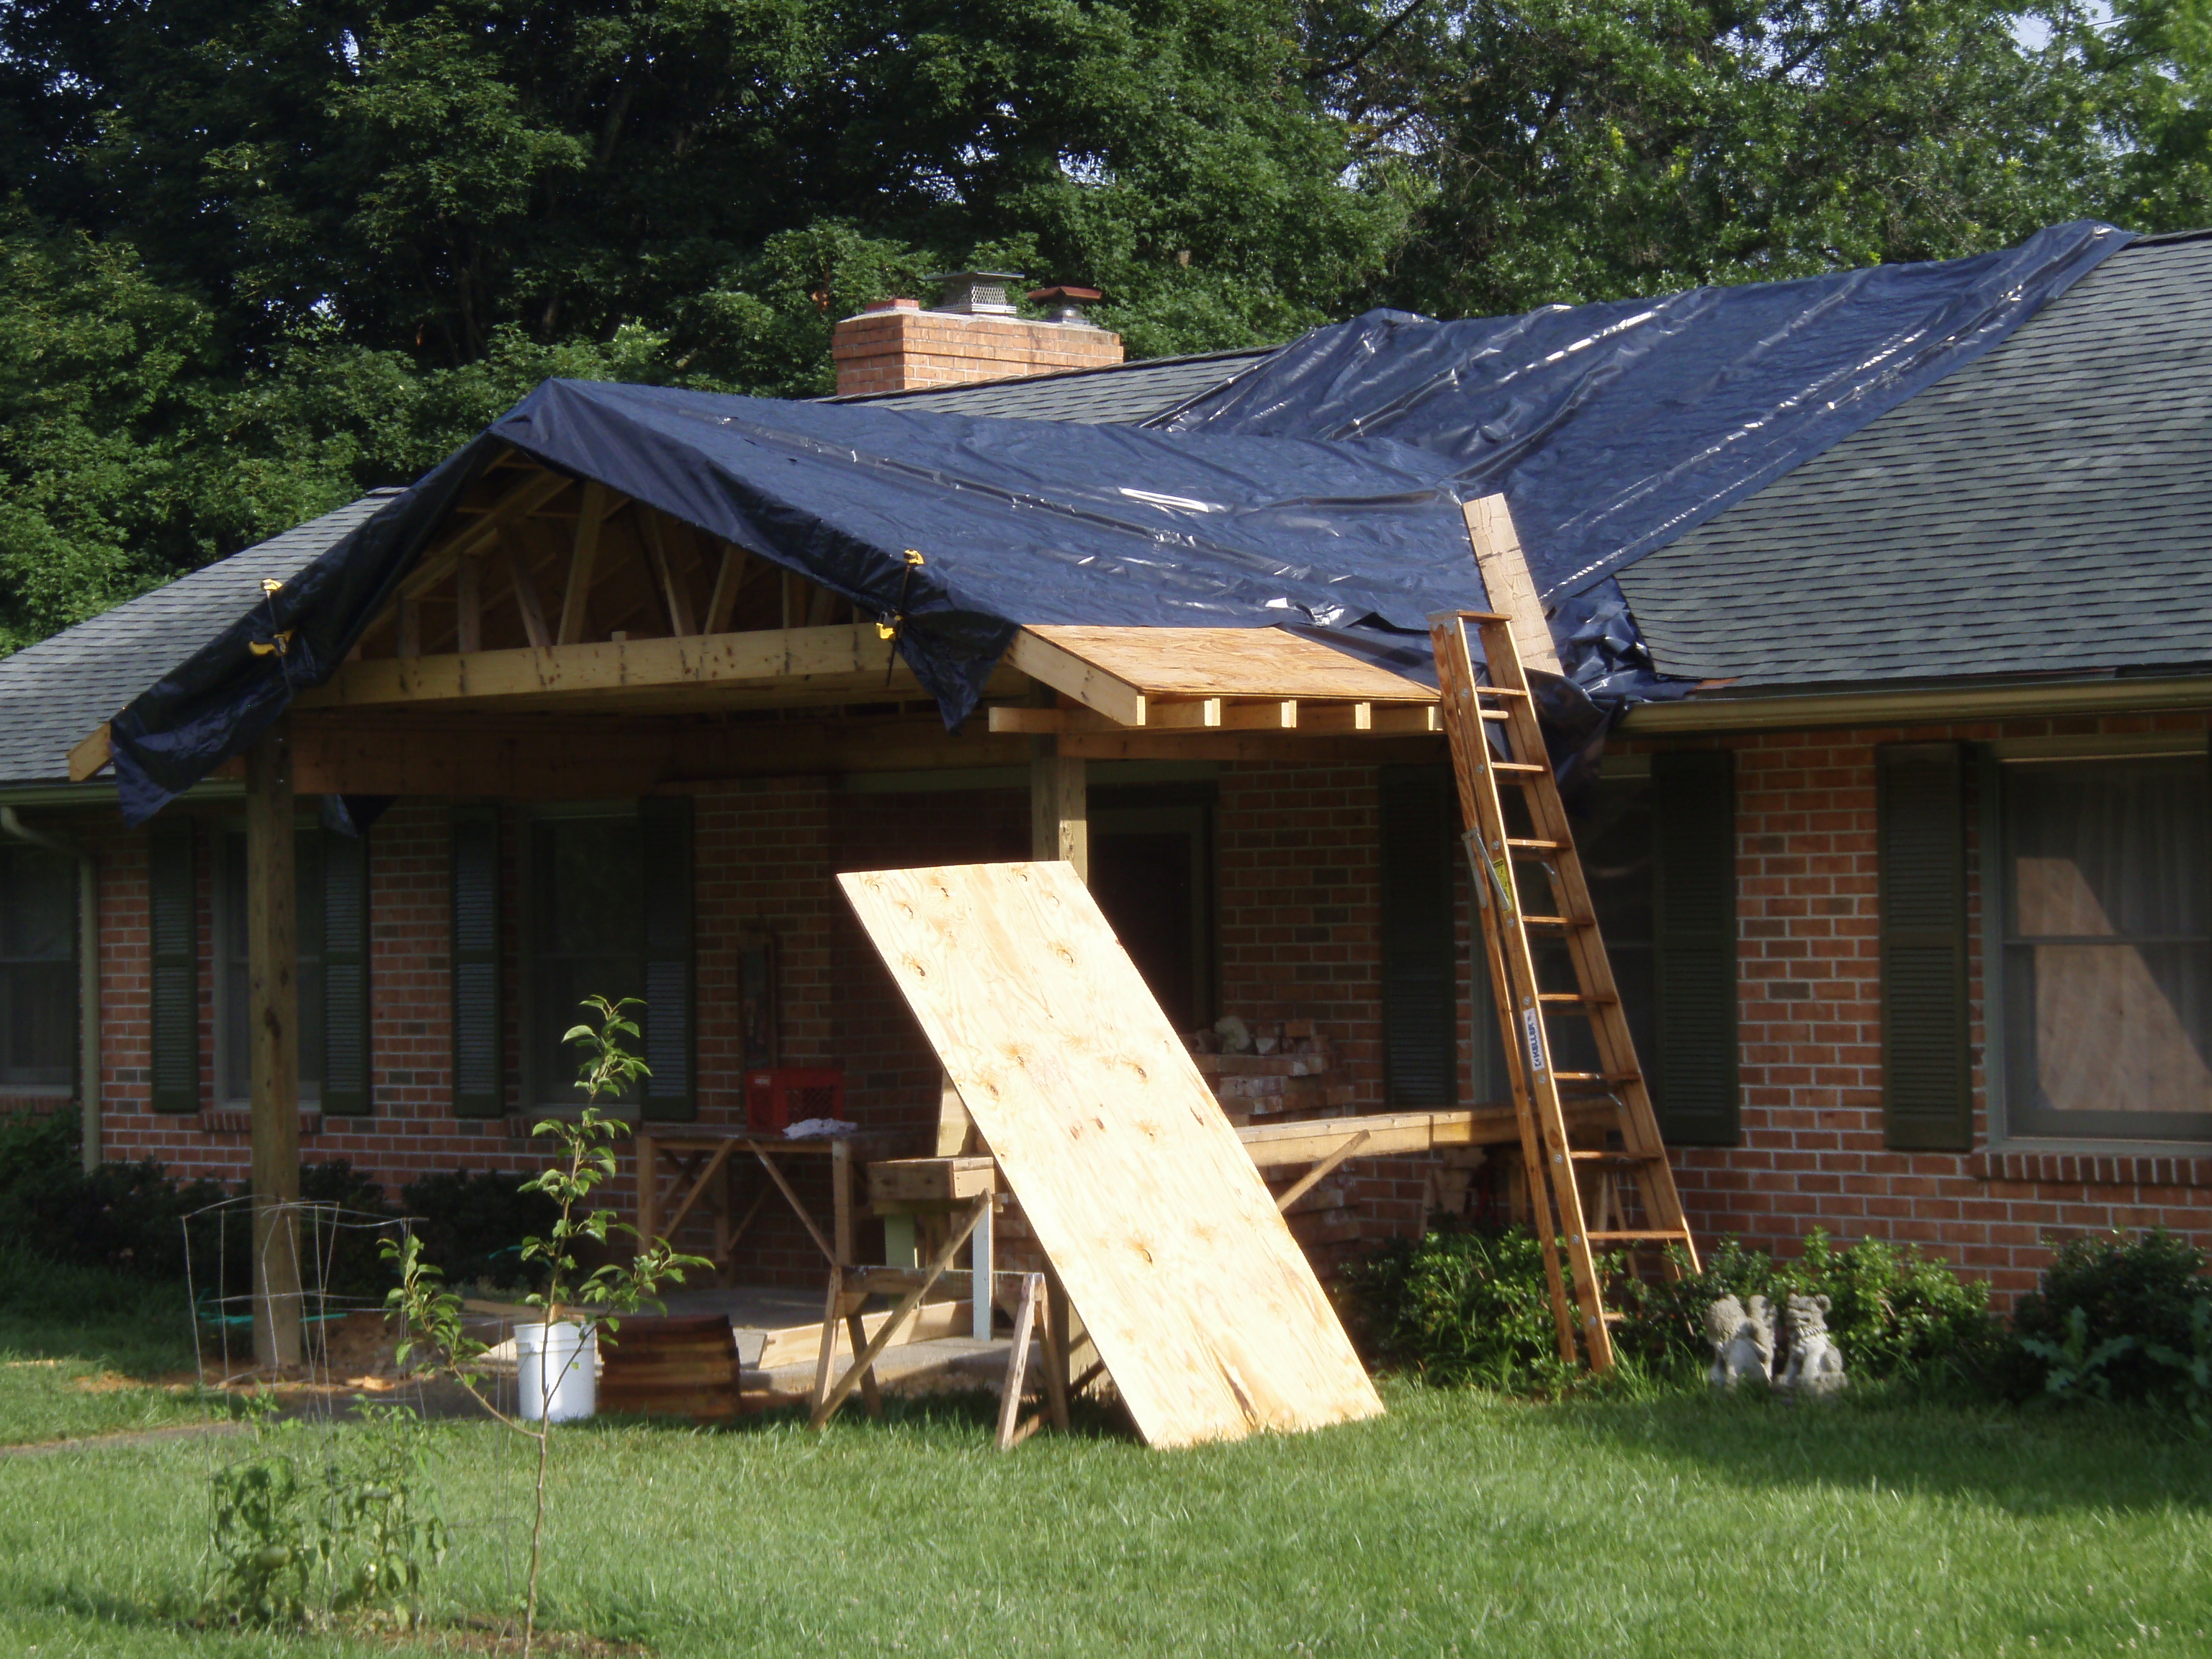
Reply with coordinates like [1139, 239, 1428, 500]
[1998, 755, 2212, 1143]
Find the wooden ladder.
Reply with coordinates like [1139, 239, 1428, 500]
[1430, 610, 1700, 1370]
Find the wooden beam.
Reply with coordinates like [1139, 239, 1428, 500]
[1462, 495, 1562, 675]
[67, 723, 112, 781]
[1218, 699, 1298, 731]
[502, 534, 552, 649]
[1274, 1130, 1371, 1213]
[1056, 732, 1445, 764]
[246, 721, 302, 1373]
[641, 511, 698, 637]
[557, 480, 611, 645]
[1030, 752, 1087, 878]
[1299, 701, 1372, 734]
[398, 464, 572, 604]
[454, 554, 482, 655]
[296, 623, 937, 713]
[704, 544, 748, 634]
[396, 597, 422, 660]
[1007, 630, 1148, 726]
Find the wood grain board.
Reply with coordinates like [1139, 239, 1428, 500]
[838, 860, 1384, 1448]
[1019, 626, 1437, 705]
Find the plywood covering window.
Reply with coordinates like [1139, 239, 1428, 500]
[1997, 755, 2212, 1143]
[0, 845, 74, 1091]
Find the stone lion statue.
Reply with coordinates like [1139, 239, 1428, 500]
[1777, 1293, 1848, 1396]
[1704, 1293, 1776, 1390]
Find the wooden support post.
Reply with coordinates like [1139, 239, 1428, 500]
[995, 1273, 1042, 1451]
[502, 535, 553, 650]
[971, 1195, 994, 1340]
[1029, 751, 1087, 879]
[934, 1070, 974, 1156]
[246, 720, 302, 1373]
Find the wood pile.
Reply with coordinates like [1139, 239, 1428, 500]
[597, 1314, 742, 1421]
[1184, 1020, 1354, 1125]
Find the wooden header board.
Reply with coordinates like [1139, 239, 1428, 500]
[839, 861, 1383, 1448]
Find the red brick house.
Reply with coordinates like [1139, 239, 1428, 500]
[1, 238, 2208, 1307]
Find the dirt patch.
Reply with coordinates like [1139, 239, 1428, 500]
[71, 1370, 140, 1393]
[369, 1621, 648, 1655]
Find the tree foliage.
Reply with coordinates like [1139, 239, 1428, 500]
[0, 0, 2205, 649]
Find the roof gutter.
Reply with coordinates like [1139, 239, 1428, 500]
[1619, 672, 2212, 735]
[0, 809, 100, 1174]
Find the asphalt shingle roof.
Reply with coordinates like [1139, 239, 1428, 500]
[0, 492, 400, 787]
[1618, 231, 2212, 688]
[838, 346, 1272, 423]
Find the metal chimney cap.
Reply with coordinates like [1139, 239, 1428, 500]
[1028, 284, 1104, 325]
[928, 271, 1026, 315]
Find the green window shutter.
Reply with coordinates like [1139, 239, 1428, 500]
[148, 817, 200, 1115]
[1652, 750, 1740, 1146]
[639, 796, 696, 1122]
[1879, 743, 1972, 1150]
[1379, 765, 1457, 1108]
[320, 827, 372, 1116]
[450, 805, 504, 1119]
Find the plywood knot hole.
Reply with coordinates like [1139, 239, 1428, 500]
[1051, 942, 1076, 966]
[900, 954, 929, 979]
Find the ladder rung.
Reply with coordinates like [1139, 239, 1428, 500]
[1523, 914, 1596, 930]
[1494, 762, 1547, 775]
[1539, 991, 1617, 1007]
[1552, 1071, 1640, 1086]
[1478, 710, 1511, 723]
[1473, 685, 1531, 698]
[1586, 1230, 1694, 1244]
[1570, 1149, 1661, 1164]
[1505, 837, 1562, 852]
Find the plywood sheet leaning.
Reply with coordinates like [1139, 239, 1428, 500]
[839, 861, 1384, 1449]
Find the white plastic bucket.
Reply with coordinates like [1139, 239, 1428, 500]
[515, 1320, 597, 1423]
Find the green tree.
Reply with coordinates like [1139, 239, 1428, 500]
[1320, 0, 2118, 318]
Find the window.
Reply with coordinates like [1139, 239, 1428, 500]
[0, 845, 75, 1089]
[520, 800, 693, 1118]
[1995, 755, 2212, 1143]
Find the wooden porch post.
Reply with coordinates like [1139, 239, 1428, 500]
[246, 718, 302, 1372]
[1029, 749, 1087, 879]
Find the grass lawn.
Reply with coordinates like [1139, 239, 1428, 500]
[0, 1259, 222, 1447]
[1, 1277, 2208, 1657]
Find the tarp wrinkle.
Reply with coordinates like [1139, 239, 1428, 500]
[107, 220, 2126, 822]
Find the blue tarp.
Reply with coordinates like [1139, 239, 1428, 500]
[109, 220, 2128, 822]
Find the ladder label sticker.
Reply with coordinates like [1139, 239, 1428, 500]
[1523, 1007, 1545, 1073]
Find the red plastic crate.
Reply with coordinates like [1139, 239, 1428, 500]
[745, 1067, 846, 1134]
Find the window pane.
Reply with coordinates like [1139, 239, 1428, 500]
[0, 962, 72, 1087]
[2002, 759, 2212, 1137]
[2007, 762, 2208, 939]
[0, 848, 73, 960]
[0, 847, 74, 1086]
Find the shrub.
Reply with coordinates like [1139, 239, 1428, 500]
[1614, 1229, 2004, 1389]
[1344, 1224, 1582, 1393]
[2011, 1229, 2211, 1411]
[396, 1168, 560, 1292]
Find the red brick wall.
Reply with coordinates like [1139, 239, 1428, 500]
[20, 728, 2209, 1303]
[1638, 712, 2212, 1303]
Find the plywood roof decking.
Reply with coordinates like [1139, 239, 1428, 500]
[1015, 626, 1437, 714]
[840, 860, 1385, 1447]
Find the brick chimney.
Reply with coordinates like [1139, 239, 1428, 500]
[832, 272, 1123, 397]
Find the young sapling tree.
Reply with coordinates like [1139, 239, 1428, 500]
[384, 994, 707, 1657]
